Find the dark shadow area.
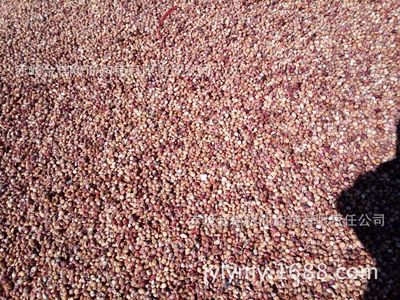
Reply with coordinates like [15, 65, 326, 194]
[337, 121, 400, 299]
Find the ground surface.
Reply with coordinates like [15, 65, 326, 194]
[0, 0, 399, 299]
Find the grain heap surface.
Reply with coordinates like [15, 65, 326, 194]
[0, 1, 399, 299]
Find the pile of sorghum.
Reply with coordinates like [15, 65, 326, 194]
[0, 0, 399, 299]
